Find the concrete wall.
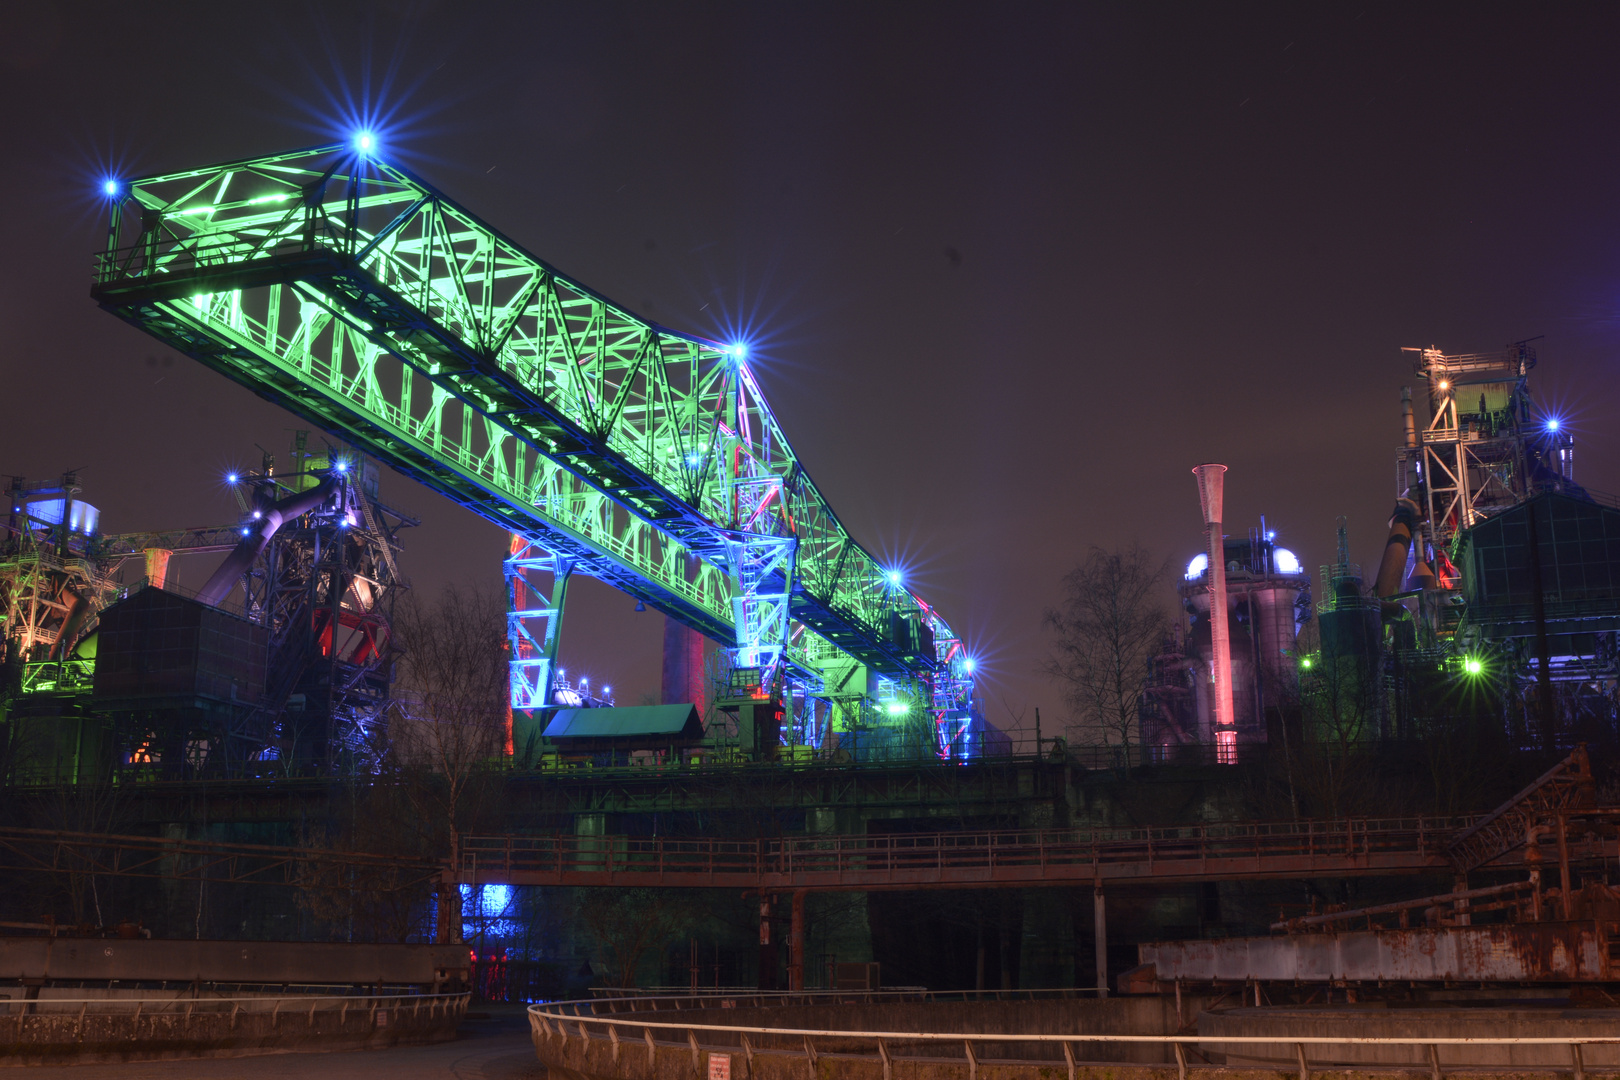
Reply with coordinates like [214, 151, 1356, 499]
[1143, 922, 1615, 984]
[0, 937, 469, 986]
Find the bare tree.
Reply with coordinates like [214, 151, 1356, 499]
[383, 581, 511, 941]
[576, 887, 700, 989]
[1042, 544, 1172, 758]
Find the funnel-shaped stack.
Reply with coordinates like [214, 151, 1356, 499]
[1192, 464, 1236, 747]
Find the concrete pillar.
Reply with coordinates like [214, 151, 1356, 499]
[661, 617, 707, 710]
[1093, 885, 1108, 997]
[789, 890, 806, 991]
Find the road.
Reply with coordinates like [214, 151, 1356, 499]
[34, 1005, 542, 1080]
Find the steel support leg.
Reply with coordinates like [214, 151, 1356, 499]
[1093, 885, 1108, 997]
[506, 540, 575, 763]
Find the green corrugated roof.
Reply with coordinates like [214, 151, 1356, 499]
[543, 704, 703, 739]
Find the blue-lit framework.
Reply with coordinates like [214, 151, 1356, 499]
[88, 143, 977, 757]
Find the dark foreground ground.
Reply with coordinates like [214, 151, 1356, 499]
[22, 1003, 541, 1079]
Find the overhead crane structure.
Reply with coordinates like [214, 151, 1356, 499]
[89, 143, 973, 756]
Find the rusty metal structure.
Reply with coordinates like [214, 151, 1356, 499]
[1128, 748, 1620, 991]
[451, 815, 1521, 893]
[1446, 747, 1596, 873]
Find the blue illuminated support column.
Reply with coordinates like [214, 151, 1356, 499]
[720, 531, 796, 759]
[505, 537, 574, 763]
[723, 531, 797, 674]
[932, 647, 976, 760]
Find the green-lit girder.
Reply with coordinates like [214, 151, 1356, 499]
[90, 145, 959, 686]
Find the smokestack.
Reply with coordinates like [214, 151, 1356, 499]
[1400, 386, 1418, 449]
[1192, 464, 1236, 743]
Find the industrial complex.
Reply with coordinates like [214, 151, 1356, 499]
[3, 141, 1619, 1025]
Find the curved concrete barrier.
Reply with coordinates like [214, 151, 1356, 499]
[0, 990, 468, 1066]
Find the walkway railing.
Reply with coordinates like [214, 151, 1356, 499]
[528, 996, 1620, 1078]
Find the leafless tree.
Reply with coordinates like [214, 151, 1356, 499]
[388, 582, 510, 854]
[1043, 544, 1172, 758]
[576, 887, 701, 988]
[291, 580, 510, 942]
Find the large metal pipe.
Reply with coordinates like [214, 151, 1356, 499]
[1374, 497, 1422, 598]
[1191, 464, 1235, 737]
[196, 477, 337, 608]
[1401, 385, 1418, 449]
[49, 585, 91, 661]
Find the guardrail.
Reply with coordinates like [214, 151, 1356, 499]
[528, 996, 1620, 1078]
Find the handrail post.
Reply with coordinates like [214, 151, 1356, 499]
[1295, 1042, 1309, 1080]
[1572, 1042, 1585, 1080]
[1174, 1041, 1189, 1080]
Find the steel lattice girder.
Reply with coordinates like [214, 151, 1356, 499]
[90, 144, 958, 688]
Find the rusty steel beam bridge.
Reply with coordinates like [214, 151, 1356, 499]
[453, 814, 1569, 893]
[0, 825, 440, 891]
[10, 809, 1614, 900]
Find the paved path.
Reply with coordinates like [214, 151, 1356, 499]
[34, 1006, 541, 1080]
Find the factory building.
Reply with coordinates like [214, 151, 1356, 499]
[1141, 529, 1311, 761]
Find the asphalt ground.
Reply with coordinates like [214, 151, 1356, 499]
[34, 1003, 543, 1080]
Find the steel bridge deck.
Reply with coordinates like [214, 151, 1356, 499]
[454, 815, 1546, 891]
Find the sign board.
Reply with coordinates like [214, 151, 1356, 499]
[708, 1052, 732, 1080]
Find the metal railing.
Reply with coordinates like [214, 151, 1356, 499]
[529, 996, 1620, 1078]
[460, 814, 1482, 889]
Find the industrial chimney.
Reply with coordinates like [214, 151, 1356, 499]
[1192, 464, 1237, 760]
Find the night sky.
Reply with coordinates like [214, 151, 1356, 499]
[5, 4, 1620, 734]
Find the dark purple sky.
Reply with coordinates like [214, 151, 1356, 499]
[5, 3, 1620, 732]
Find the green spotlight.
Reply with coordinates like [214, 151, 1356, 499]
[1299, 656, 1314, 670]
[1463, 657, 1484, 676]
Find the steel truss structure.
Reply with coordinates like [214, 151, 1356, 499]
[1389, 346, 1618, 743]
[90, 144, 972, 752]
[1399, 343, 1573, 562]
[2, 472, 239, 697]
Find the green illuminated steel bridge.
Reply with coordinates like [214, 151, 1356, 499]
[89, 142, 972, 753]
